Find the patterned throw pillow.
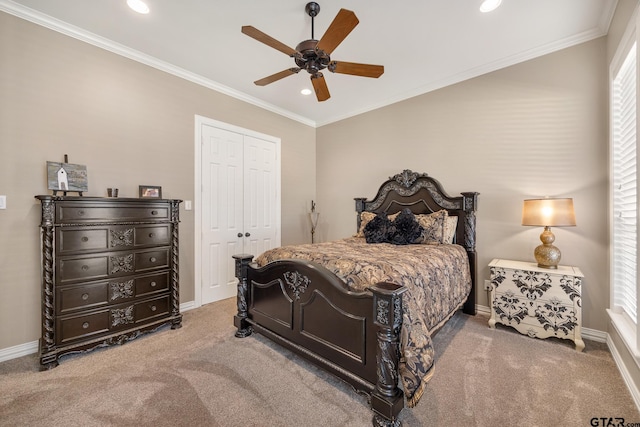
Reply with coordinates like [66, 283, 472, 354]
[356, 211, 377, 237]
[443, 216, 458, 244]
[414, 210, 448, 244]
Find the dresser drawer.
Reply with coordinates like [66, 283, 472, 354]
[58, 228, 108, 253]
[136, 272, 170, 297]
[135, 249, 170, 272]
[57, 273, 170, 313]
[135, 225, 171, 246]
[57, 310, 111, 344]
[57, 224, 171, 254]
[57, 281, 110, 313]
[56, 202, 169, 223]
[59, 256, 109, 283]
[56, 295, 171, 344]
[136, 295, 170, 323]
[58, 249, 170, 283]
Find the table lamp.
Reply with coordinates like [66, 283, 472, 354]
[522, 198, 576, 269]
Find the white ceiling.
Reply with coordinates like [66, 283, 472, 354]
[1, 0, 618, 127]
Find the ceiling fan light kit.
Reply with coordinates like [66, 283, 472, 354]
[480, 0, 502, 13]
[126, 0, 149, 14]
[241, 2, 384, 102]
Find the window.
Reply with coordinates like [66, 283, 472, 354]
[610, 9, 639, 356]
[612, 40, 637, 323]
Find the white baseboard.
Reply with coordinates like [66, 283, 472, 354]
[0, 300, 197, 363]
[0, 340, 39, 363]
[583, 326, 608, 343]
[476, 304, 491, 316]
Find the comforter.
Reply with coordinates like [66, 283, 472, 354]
[255, 237, 472, 407]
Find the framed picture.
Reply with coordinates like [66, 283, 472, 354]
[47, 161, 88, 194]
[139, 185, 162, 199]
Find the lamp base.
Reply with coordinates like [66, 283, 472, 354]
[534, 226, 561, 269]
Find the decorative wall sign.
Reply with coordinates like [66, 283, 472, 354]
[47, 161, 88, 195]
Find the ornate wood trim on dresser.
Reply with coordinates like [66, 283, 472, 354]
[35, 196, 182, 370]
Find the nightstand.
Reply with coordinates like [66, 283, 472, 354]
[488, 258, 584, 351]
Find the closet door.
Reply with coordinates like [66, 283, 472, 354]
[243, 135, 278, 257]
[200, 123, 279, 304]
[201, 125, 244, 304]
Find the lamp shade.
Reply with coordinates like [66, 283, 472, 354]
[522, 198, 576, 227]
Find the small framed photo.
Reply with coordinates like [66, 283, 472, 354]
[139, 185, 162, 199]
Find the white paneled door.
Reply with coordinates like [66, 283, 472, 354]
[200, 122, 279, 304]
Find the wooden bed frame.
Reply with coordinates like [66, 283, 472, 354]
[233, 170, 478, 427]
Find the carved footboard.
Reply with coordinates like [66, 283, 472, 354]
[233, 254, 406, 427]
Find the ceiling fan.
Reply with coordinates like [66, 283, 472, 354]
[241, 2, 384, 102]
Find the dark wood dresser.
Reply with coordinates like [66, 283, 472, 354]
[35, 196, 182, 370]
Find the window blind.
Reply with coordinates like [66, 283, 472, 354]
[612, 42, 638, 323]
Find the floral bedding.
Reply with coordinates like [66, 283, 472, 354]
[255, 236, 472, 407]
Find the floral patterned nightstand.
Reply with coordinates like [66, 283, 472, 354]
[488, 258, 584, 351]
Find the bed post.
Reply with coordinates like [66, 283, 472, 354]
[370, 282, 407, 427]
[233, 254, 254, 338]
[461, 191, 479, 316]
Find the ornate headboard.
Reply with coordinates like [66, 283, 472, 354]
[354, 169, 479, 314]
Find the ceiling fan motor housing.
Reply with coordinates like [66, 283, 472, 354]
[305, 2, 320, 18]
[295, 39, 330, 74]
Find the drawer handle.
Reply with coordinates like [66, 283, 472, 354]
[81, 236, 89, 242]
[150, 281, 157, 287]
[149, 257, 157, 263]
[82, 322, 89, 329]
[81, 265, 89, 271]
[78, 210, 85, 216]
[151, 210, 158, 215]
[149, 233, 155, 238]
[81, 293, 89, 301]
[150, 305, 157, 312]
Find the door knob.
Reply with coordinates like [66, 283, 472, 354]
[237, 233, 243, 238]
[245, 232, 251, 237]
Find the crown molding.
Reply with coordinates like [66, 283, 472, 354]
[1, 0, 618, 128]
[316, 22, 612, 126]
[0, 0, 317, 128]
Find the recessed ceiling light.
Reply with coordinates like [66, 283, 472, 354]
[127, 0, 149, 14]
[480, 0, 502, 13]
[300, 88, 312, 96]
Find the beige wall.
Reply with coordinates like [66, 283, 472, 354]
[317, 38, 609, 331]
[0, 1, 634, 354]
[0, 12, 316, 350]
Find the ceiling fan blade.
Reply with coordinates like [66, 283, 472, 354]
[311, 73, 330, 102]
[329, 61, 384, 78]
[241, 26, 297, 57]
[315, 9, 359, 55]
[254, 68, 301, 86]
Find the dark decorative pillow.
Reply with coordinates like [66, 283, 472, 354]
[363, 212, 394, 243]
[390, 208, 424, 245]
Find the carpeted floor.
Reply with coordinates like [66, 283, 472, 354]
[1, 297, 638, 426]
